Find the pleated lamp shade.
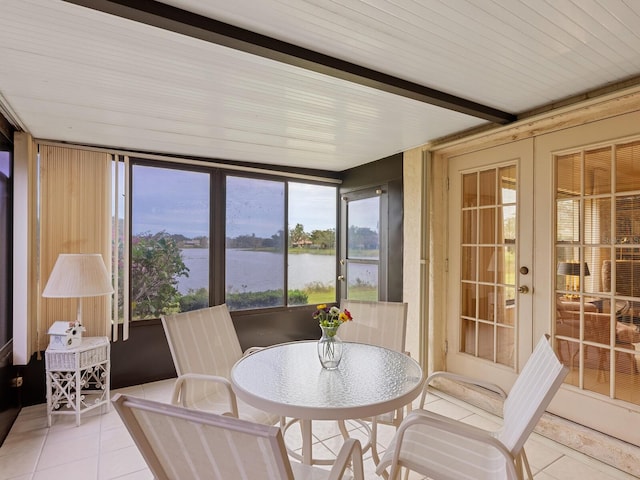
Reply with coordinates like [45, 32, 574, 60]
[43, 254, 113, 298]
[556, 262, 590, 277]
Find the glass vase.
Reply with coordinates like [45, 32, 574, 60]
[317, 325, 343, 370]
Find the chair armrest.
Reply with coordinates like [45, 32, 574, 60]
[171, 373, 239, 417]
[328, 438, 364, 480]
[419, 371, 506, 408]
[376, 410, 517, 480]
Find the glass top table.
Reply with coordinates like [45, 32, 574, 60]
[230, 340, 424, 465]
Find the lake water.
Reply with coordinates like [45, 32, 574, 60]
[177, 248, 375, 294]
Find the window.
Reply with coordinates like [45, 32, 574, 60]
[288, 183, 337, 305]
[225, 176, 338, 310]
[126, 164, 338, 318]
[131, 164, 210, 320]
[225, 176, 285, 309]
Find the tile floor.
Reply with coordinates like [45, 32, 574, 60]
[0, 378, 637, 480]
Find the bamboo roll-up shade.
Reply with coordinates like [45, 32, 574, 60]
[39, 145, 112, 347]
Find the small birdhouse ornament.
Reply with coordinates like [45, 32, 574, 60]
[48, 321, 86, 350]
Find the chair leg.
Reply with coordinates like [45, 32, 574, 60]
[370, 417, 381, 465]
[518, 449, 533, 480]
[338, 419, 350, 440]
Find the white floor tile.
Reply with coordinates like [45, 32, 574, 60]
[422, 397, 474, 420]
[139, 378, 174, 402]
[99, 425, 135, 454]
[3, 475, 32, 480]
[98, 444, 147, 480]
[36, 431, 99, 470]
[542, 455, 623, 480]
[33, 455, 98, 480]
[109, 469, 153, 480]
[0, 449, 40, 479]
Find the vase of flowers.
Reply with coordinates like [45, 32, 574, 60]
[313, 304, 353, 370]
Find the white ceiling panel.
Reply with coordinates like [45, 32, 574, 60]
[1, 0, 640, 171]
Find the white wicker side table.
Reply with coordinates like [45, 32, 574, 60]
[45, 336, 110, 426]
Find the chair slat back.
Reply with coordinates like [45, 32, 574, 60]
[161, 304, 243, 377]
[500, 335, 569, 453]
[338, 300, 408, 352]
[112, 394, 293, 480]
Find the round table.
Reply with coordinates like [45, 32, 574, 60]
[230, 340, 424, 465]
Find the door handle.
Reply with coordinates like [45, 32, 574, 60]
[518, 285, 529, 294]
[337, 275, 345, 281]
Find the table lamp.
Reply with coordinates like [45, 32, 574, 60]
[42, 253, 114, 342]
[557, 261, 590, 298]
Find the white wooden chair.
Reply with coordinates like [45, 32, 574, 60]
[112, 393, 365, 480]
[337, 299, 409, 463]
[161, 304, 279, 425]
[376, 335, 569, 480]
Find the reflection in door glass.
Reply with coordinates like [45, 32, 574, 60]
[347, 195, 379, 300]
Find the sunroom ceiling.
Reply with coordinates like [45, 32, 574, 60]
[1, 0, 640, 171]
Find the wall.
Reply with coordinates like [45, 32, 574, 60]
[402, 147, 426, 365]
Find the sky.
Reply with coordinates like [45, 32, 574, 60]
[128, 165, 354, 239]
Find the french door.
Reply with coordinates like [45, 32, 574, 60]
[446, 139, 534, 388]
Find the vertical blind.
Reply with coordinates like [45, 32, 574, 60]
[38, 145, 112, 348]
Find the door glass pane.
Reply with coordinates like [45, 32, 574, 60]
[288, 183, 337, 305]
[462, 173, 477, 207]
[347, 263, 378, 300]
[460, 164, 516, 367]
[479, 169, 496, 206]
[346, 195, 379, 300]
[585, 147, 611, 195]
[226, 176, 284, 310]
[555, 140, 640, 406]
[556, 153, 581, 198]
[461, 246, 476, 281]
[347, 197, 379, 260]
[462, 210, 477, 243]
[131, 165, 210, 319]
